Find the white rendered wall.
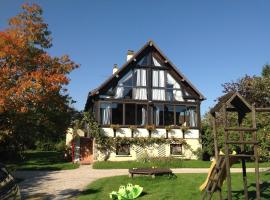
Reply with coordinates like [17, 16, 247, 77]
[95, 128, 201, 161]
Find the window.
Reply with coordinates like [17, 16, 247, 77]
[164, 105, 174, 125]
[116, 144, 130, 155]
[114, 71, 133, 99]
[111, 103, 123, 124]
[152, 70, 166, 101]
[175, 105, 186, 126]
[133, 69, 147, 100]
[153, 104, 164, 126]
[166, 73, 184, 101]
[186, 106, 197, 127]
[137, 104, 147, 126]
[100, 103, 111, 125]
[125, 104, 136, 125]
[170, 144, 183, 155]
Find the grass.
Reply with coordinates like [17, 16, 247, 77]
[5, 150, 79, 171]
[78, 172, 270, 200]
[93, 159, 270, 169]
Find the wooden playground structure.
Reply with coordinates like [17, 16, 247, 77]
[201, 92, 270, 200]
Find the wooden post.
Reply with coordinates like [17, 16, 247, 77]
[238, 112, 249, 200]
[252, 104, 260, 200]
[211, 115, 219, 160]
[223, 104, 232, 200]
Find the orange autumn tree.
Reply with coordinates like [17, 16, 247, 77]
[0, 3, 78, 157]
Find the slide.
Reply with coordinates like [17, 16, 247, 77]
[199, 159, 217, 191]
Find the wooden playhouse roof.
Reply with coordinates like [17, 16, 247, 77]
[210, 92, 252, 116]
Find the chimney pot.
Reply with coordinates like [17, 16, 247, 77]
[127, 50, 134, 61]
[113, 64, 118, 74]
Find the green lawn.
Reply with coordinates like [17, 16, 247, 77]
[5, 151, 79, 171]
[78, 172, 270, 200]
[93, 160, 270, 169]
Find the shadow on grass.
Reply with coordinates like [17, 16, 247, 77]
[81, 188, 101, 195]
[140, 191, 148, 197]
[231, 172, 270, 200]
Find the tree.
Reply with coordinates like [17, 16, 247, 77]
[0, 3, 78, 158]
[202, 65, 270, 161]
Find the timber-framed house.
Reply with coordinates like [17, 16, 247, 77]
[84, 41, 205, 161]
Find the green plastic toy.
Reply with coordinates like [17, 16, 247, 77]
[109, 183, 143, 200]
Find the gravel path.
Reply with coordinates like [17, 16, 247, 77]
[14, 166, 269, 200]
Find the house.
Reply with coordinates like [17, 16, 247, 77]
[84, 40, 205, 162]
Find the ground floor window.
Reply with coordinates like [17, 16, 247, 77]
[116, 144, 130, 156]
[98, 101, 198, 128]
[170, 144, 183, 155]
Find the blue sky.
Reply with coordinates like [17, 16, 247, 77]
[1, 1, 270, 115]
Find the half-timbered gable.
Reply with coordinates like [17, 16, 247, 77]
[85, 41, 205, 161]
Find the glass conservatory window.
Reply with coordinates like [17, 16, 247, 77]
[152, 70, 166, 101]
[100, 103, 111, 125]
[187, 106, 197, 127]
[125, 104, 136, 125]
[114, 70, 133, 99]
[137, 104, 147, 126]
[137, 54, 150, 66]
[153, 104, 164, 126]
[133, 69, 147, 100]
[152, 56, 162, 66]
[175, 105, 186, 126]
[111, 103, 123, 124]
[164, 105, 174, 125]
[166, 73, 184, 101]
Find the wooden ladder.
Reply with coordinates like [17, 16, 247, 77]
[202, 157, 226, 200]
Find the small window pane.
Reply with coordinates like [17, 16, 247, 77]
[114, 87, 132, 99]
[175, 105, 186, 126]
[125, 104, 136, 125]
[116, 144, 130, 155]
[118, 71, 133, 87]
[170, 144, 182, 155]
[111, 103, 123, 124]
[164, 105, 174, 125]
[100, 103, 111, 125]
[153, 104, 164, 126]
[137, 104, 147, 126]
[187, 106, 197, 127]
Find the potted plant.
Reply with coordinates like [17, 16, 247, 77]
[180, 124, 189, 139]
[145, 124, 156, 138]
[129, 125, 138, 138]
[110, 124, 120, 137]
[165, 125, 174, 139]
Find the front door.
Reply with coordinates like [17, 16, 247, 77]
[80, 137, 93, 164]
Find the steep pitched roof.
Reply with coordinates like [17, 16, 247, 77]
[85, 40, 206, 110]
